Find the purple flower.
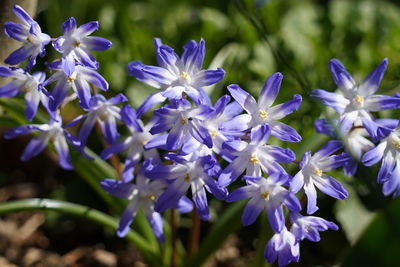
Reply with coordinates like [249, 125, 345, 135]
[4, 5, 51, 70]
[264, 227, 299, 267]
[0, 66, 49, 121]
[202, 95, 243, 155]
[145, 153, 227, 220]
[128, 38, 225, 114]
[66, 94, 127, 147]
[291, 140, 350, 214]
[362, 122, 400, 197]
[225, 73, 302, 142]
[101, 105, 163, 182]
[226, 173, 301, 232]
[44, 60, 109, 111]
[289, 212, 338, 242]
[311, 59, 400, 140]
[314, 119, 374, 176]
[53, 17, 112, 68]
[101, 172, 166, 241]
[150, 99, 213, 151]
[4, 115, 79, 170]
[218, 125, 295, 187]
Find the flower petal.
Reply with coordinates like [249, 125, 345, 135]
[358, 58, 388, 97]
[227, 84, 258, 114]
[258, 72, 283, 108]
[310, 89, 349, 114]
[268, 94, 302, 121]
[242, 197, 264, 226]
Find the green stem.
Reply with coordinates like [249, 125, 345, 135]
[253, 214, 271, 267]
[0, 198, 162, 265]
[184, 201, 246, 267]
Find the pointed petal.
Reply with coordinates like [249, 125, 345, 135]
[250, 125, 271, 145]
[266, 204, 285, 233]
[192, 68, 225, 87]
[117, 199, 139, 237]
[314, 174, 348, 200]
[304, 182, 318, 214]
[364, 95, 400, 111]
[358, 58, 388, 96]
[377, 153, 396, 183]
[258, 72, 283, 108]
[84, 36, 112, 51]
[100, 178, 134, 198]
[192, 184, 210, 220]
[310, 89, 349, 114]
[268, 94, 302, 121]
[361, 142, 387, 166]
[21, 136, 48, 161]
[146, 212, 165, 243]
[155, 178, 190, 212]
[227, 84, 258, 114]
[226, 185, 258, 202]
[270, 121, 302, 142]
[242, 197, 264, 226]
[54, 135, 73, 169]
[329, 59, 356, 94]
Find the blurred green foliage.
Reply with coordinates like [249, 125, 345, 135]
[23, 0, 400, 265]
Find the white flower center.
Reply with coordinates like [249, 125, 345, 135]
[259, 109, 268, 119]
[313, 167, 323, 176]
[249, 154, 259, 164]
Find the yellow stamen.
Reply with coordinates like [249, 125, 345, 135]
[261, 192, 269, 200]
[67, 76, 76, 83]
[74, 41, 81, 47]
[393, 140, 400, 149]
[249, 154, 259, 164]
[184, 174, 191, 182]
[313, 168, 323, 177]
[145, 195, 156, 201]
[181, 118, 188, 125]
[355, 95, 363, 104]
[259, 109, 268, 119]
[180, 71, 189, 80]
[26, 35, 34, 43]
[210, 129, 218, 139]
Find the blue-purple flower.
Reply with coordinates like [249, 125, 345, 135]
[218, 125, 295, 187]
[291, 140, 350, 214]
[145, 153, 227, 220]
[149, 99, 213, 151]
[264, 227, 299, 267]
[66, 94, 127, 147]
[0, 66, 49, 120]
[311, 59, 400, 140]
[4, 115, 79, 169]
[101, 105, 163, 182]
[362, 122, 400, 197]
[314, 118, 374, 176]
[224, 73, 302, 142]
[128, 38, 225, 114]
[53, 17, 112, 69]
[101, 172, 166, 241]
[4, 5, 51, 70]
[289, 212, 338, 242]
[43, 60, 109, 111]
[226, 173, 301, 232]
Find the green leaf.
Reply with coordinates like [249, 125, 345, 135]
[341, 197, 400, 267]
[0, 198, 162, 266]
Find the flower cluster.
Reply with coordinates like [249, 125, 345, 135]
[4, 5, 400, 267]
[312, 59, 400, 197]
